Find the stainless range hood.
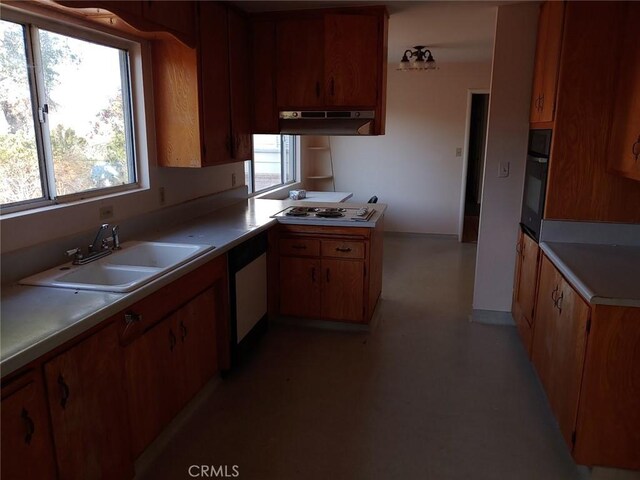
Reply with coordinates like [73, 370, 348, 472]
[279, 110, 375, 135]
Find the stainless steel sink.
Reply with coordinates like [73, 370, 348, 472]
[19, 241, 214, 292]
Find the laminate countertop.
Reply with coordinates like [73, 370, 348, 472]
[540, 242, 640, 308]
[1, 198, 386, 377]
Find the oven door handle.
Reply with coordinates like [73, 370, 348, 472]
[527, 155, 548, 164]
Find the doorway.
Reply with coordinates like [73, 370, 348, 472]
[460, 92, 489, 243]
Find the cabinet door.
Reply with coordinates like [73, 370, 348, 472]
[530, 1, 564, 123]
[324, 14, 379, 107]
[276, 17, 324, 108]
[532, 256, 590, 449]
[250, 19, 279, 133]
[152, 37, 202, 167]
[44, 323, 133, 480]
[124, 313, 181, 457]
[279, 256, 321, 318]
[228, 8, 254, 162]
[321, 258, 365, 322]
[606, 2, 640, 181]
[178, 288, 218, 404]
[517, 232, 540, 324]
[199, 1, 232, 166]
[1, 374, 57, 480]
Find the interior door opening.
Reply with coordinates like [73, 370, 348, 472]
[461, 93, 489, 243]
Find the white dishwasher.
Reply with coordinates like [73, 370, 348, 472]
[227, 231, 268, 368]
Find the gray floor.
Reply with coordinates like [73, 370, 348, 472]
[137, 234, 581, 480]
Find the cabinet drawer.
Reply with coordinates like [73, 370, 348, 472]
[279, 238, 320, 256]
[321, 240, 365, 259]
[118, 256, 226, 344]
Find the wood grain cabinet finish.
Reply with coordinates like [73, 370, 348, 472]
[250, 18, 279, 134]
[530, 254, 640, 470]
[44, 323, 134, 480]
[512, 229, 540, 356]
[529, 1, 565, 125]
[606, 2, 640, 182]
[273, 220, 384, 324]
[544, 1, 640, 222]
[532, 255, 589, 451]
[1, 372, 57, 480]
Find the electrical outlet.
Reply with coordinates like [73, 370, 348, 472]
[498, 161, 510, 178]
[456, 147, 463, 157]
[231, 172, 237, 187]
[99, 205, 114, 220]
[159, 186, 166, 205]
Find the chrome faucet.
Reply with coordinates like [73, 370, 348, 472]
[89, 223, 111, 253]
[66, 223, 118, 265]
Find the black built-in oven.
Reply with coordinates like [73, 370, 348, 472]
[521, 129, 551, 241]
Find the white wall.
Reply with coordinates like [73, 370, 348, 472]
[330, 62, 491, 234]
[472, 2, 539, 314]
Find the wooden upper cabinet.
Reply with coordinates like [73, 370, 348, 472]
[152, 37, 202, 168]
[324, 14, 379, 107]
[250, 18, 279, 133]
[198, 1, 232, 166]
[228, 8, 254, 162]
[44, 323, 133, 480]
[529, 1, 565, 124]
[1, 372, 57, 480]
[276, 17, 325, 108]
[606, 2, 640, 182]
[142, 0, 196, 45]
[532, 255, 590, 451]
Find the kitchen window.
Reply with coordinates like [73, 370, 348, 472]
[0, 14, 140, 213]
[245, 135, 297, 194]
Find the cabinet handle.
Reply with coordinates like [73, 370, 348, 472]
[21, 408, 35, 445]
[291, 244, 307, 250]
[58, 374, 70, 409]
[551, 285, 559, 304]
[556, 291, 564, 313]
[539, 94, 544, 111]
[311, 267, 316, 282]
[632, 135, 640, 162]
[515, 240, 523, 255]
[124, 311, 142, 325]
[336, 247, 352, 253]
[330, 77, 335, 97]
[326, 268, 330, 282]
[180, 320, 188, 342]
[315, 81, 320, 99]
[169, 329, 177, 352]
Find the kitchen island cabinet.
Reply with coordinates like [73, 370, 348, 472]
[1, 371, 57, 480]
[272, 219, 384, 324]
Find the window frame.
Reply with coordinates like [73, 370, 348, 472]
[0, 9, 143, 215]
[247, 134, 298, 196]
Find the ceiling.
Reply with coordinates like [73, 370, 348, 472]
[233, 1, 500, 64]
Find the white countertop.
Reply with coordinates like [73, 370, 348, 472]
[295, 191, 353, 203]
[1, 198, 385, 377]
[540, 242, 640, 308]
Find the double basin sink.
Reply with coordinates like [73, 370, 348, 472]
[20, 241, 215, 293]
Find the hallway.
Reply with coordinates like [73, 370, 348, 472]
[137, 234, 580, 480]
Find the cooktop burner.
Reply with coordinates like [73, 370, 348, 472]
[274, 205, 375, 222]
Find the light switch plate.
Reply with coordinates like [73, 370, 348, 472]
[498, 161, 510, 178]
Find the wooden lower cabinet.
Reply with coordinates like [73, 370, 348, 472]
[530, 254, 640, 470]
[512, 229, 540, 356]
[273, 220, 383, 324]
[44, 323, 134, 480]
[124, 287, 219, 457]
[532, 255, 590, 450]
[1, 372, 57, 480]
